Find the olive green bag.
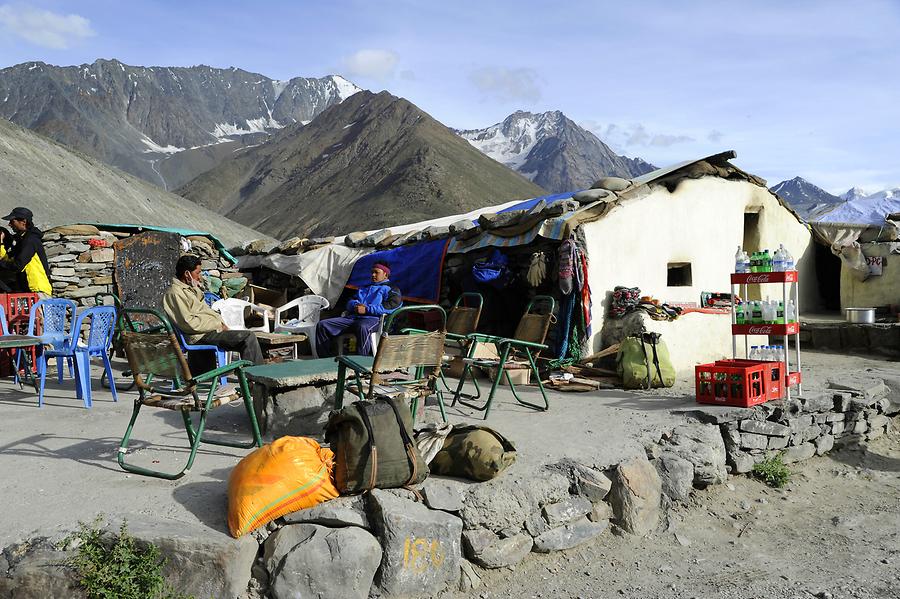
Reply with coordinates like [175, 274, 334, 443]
[616, 332, 676, 389]
[430, 425, 516, 481]
[325, 397, 428, 494]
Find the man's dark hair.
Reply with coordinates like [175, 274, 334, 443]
[175, 254, 202, 279]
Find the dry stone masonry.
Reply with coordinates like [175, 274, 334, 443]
[2, 374, 897, 598]
[43, 225, 241, 307]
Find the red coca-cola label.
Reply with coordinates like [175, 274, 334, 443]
[745, 274, 771, 283]
[747, 326, 772, 334]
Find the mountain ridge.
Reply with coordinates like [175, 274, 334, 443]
[456, 110, 655, 192]
[0, 59, 360, 187]
[177, 90, 546, 239]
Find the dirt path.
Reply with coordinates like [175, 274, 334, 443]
[444, 422, 900, 599]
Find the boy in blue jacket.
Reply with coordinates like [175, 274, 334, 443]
[316, 261, 402, 356]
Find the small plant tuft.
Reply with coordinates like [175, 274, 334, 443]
[752, 453, 791, 488]
[64, 518, 194, 599]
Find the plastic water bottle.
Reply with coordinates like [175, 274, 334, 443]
[781, 244, 794, 271]
[786, 300, 797, 323]
[763, 249, 772, 272]
[751, 301, 762, 324]
[735, 246, 745, 273]
[749, 345, 760, 361]
[773, 247, 785, 272]
[777, 301, 785, 324]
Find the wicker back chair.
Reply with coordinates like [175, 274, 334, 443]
[334, 305, 448, 423]
[452, 295, 556, 420]
[117, 307, 262, 480]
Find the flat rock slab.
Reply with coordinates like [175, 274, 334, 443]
[459, 467, 570, 533]
[0, 536, 84, 599]
[532, 517, 608, 552]
[462, 529, 532, 569]
[282, 495, 369, 529]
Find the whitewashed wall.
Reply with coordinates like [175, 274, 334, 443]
[582, 177, 813, 368]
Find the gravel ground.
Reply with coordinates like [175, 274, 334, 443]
[443, 420, 900, 599]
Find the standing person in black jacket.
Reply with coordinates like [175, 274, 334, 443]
[0, 207, 52, 297]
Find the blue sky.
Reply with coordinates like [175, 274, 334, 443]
[1, 0, 898, 194]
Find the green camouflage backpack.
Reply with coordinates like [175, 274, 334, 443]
[430, 425, 516, 481]
[616, 331, 676, 389]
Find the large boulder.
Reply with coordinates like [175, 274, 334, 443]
[263, 524, 381, 599]
[282, 495, 369, 529]
[124, 518, 258, 599]
[0, 536, 84, 599]
[462, 529, 532, 569]
[659, 423, 728, 486]
[608, 455, 662, 536]
[368, 489, 462, 597]
[654, 452, 694, 502]
[532, 517, 608, 553]
[459, 468, 570, 533]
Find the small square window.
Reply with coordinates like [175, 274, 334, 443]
[667, 263, 692, 287]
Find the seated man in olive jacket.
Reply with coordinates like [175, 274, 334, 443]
[163, 255, 264, 365]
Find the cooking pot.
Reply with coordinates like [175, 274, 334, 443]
[844, 308, 875, 324]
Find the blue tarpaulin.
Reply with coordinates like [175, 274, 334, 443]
[346, 239, 450, 303]
[496, 191, 581, 214]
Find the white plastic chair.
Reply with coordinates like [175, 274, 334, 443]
[273, 295, 329, 357]
[212, 298, 270, 332]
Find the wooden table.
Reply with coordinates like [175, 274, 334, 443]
[253, 331, 308, 360]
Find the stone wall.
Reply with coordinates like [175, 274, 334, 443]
[42, 224, 241, 307]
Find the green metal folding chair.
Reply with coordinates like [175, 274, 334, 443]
[117, 307, 262, 480]
[334, 305, 449, 423]
[451, 295, 556, 420]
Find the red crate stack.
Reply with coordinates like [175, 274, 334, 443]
[695, 359, 785, 408]
[0, 292, 39, 377]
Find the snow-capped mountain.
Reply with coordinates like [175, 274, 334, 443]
[769, 177, 843, 220]
[456, 110, 655, 193]
[817, 187, 900, 225]
[840, 187, 868, 202]
[0, 59, 361, 187]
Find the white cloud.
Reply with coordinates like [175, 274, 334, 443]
[0, 4, 94, 49]
[707, 130, 724, 143]
[342, 49, 399, 81]
[469, 66, 541, 103]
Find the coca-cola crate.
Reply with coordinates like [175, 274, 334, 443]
[695, 359, 782, 408]
[0, 292, 39, 378]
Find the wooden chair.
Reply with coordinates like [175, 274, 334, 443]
[117, 307, 262, 480]
[452, 295, 556, 420]
[334, 305, 448, 423]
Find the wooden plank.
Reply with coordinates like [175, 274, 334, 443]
[579, 343, 620, 364]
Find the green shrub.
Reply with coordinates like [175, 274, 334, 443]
[751, 453, 791, 488]
[64, 519, 194, 599]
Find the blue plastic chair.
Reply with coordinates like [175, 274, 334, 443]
[173, 327, 229, 387]
[23, 298, 77, 385]
[38, 306, 118, 408]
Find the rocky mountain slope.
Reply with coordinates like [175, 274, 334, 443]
[0, 59, 359, 188]
[769, 176, 844, 220]
[456, 110, 655, 192]
[0, 117, 268, 247]
[177, 90, 546, 239]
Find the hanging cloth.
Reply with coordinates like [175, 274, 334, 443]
[526, 251, 547, 287]
[579, 252, 592, 338]
[558, 239, 576, 295]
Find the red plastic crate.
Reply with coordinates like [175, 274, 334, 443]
[695, 359, 783, 407]
[0, 292, 39, 377]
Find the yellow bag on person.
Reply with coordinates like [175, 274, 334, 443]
[227, 436, 339, 538]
